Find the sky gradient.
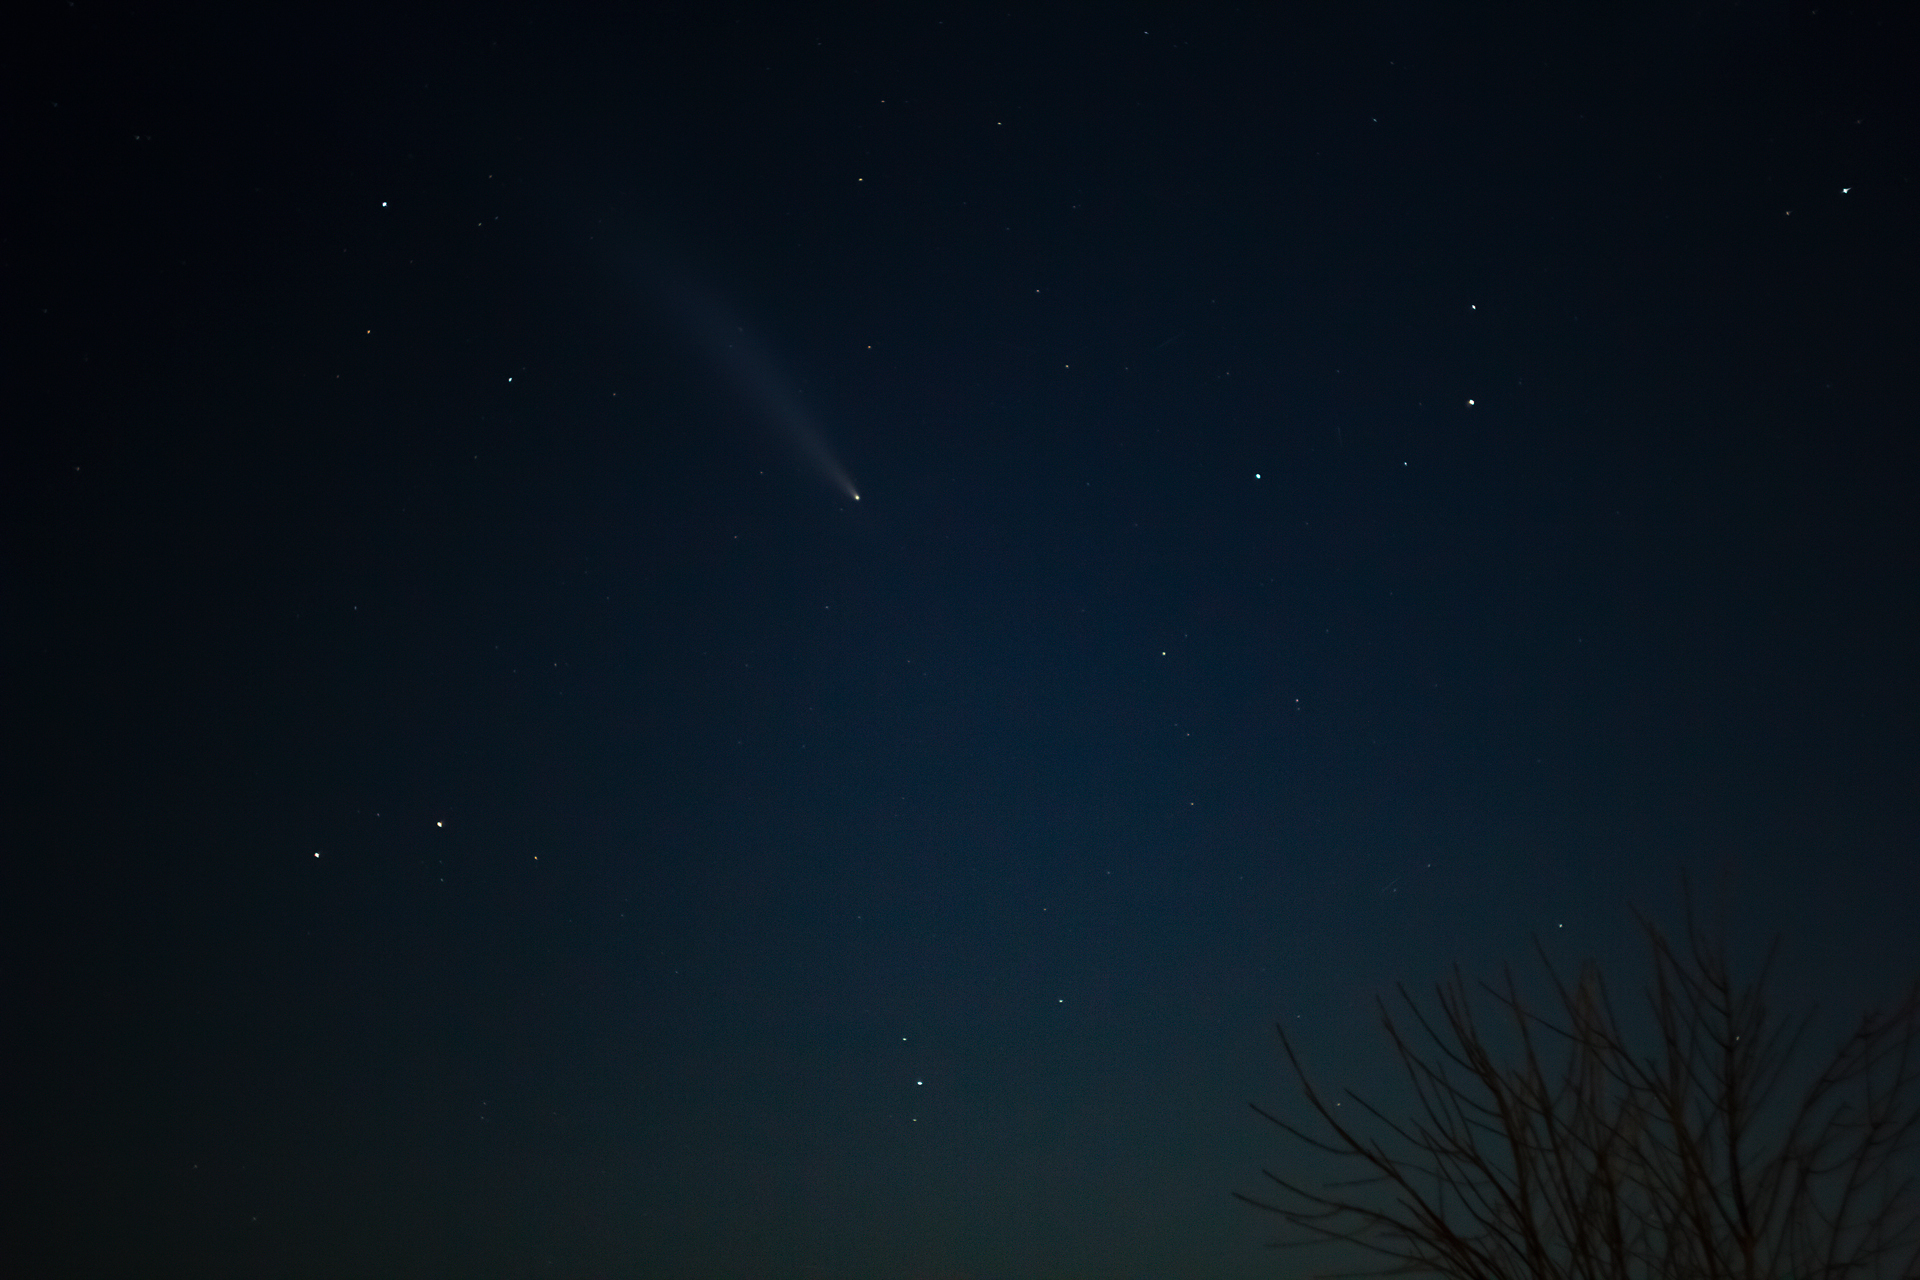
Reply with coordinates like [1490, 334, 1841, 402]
[11, 4, 1919, 1277]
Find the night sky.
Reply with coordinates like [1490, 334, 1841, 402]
[11, 4, 1920, 1277]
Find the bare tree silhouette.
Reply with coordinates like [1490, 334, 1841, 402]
[1240, 909, 1920, 1280]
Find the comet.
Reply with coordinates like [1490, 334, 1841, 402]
[629, 248, 860, 502]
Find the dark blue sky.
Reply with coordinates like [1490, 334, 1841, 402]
[11, 4, 1919, 1276]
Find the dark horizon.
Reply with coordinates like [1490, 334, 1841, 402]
[10, 3, 1919, 1276]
